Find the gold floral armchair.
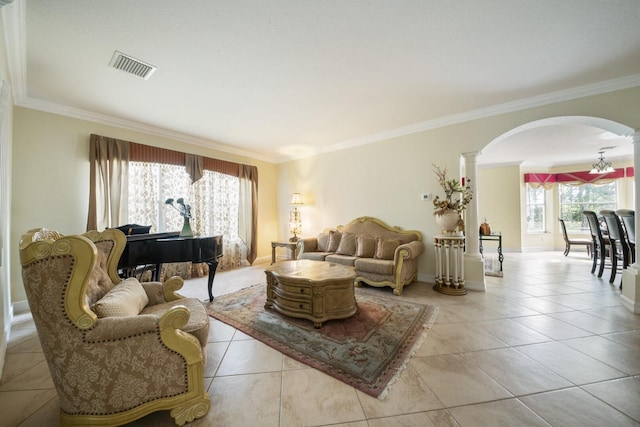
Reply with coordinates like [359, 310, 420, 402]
[19, 228, 211, 426]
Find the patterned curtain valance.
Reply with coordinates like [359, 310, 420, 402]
[523, 173, 556, 189]
[524, 167, 633, 188]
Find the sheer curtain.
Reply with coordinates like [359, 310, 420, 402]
[127, 162, 246, 275]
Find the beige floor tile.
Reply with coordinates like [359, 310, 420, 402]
[280, 368, 365, 427]
[471, 348, 572, 395]
[520, 387, 639, 427]
[204, 341, 230, 377]
[0, 352, 46, 385]
[548, 310, 629, 334]
[563, 335, 640, 375]
[367, 409, 460, 427]
[14, 394, 60, 427]
[582, 377, 640, 422]
[603, 330, 640, 351]
[207, 318, 236, 342]
[0, 360, 54, 391]
[6, 335, 42, 353]
[515, 295, 579, 313]
[0, 388, 57, 427]
[512, 314, 593, 340]
[448, 398, 549, 426]
[413, 327, 462, 356]
[515, 341, 627, 385]
[429, 322, 507, 352]
[474, 299, 540, 318]
[411, 353, 512, 407]
[200, 372, 281, 427]
[357, 363, 443, 419]
[475, 318, 551, 346]
[215, 339, 283, 376]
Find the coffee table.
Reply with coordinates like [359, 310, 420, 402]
[265, 260, 357, 328]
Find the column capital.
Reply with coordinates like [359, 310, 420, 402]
[461, 151, 482, 160]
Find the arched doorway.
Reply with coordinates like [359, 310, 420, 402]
[475, 116, 634, 255]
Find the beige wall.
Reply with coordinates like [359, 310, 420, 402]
[279, 86, 640, 282]
[477, 166, 522, 251]
[10, 108, 279, 303]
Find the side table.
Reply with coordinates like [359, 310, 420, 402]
[479, 232, 503, 277]
[271, 241, 298, 264]
[433, 234, 467, 295]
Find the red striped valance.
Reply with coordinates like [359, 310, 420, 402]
[525, 167, 634, 185]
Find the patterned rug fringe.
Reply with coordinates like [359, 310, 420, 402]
[377, 306, 439, 399]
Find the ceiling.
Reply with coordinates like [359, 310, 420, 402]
[3, 0, 640, 164]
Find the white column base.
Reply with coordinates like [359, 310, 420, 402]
[621, 265, 640, 314]
[464, 253, 486, 291]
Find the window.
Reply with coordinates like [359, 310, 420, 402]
[127, 161, 245, 270]
[559, 182, 617, 231]
[526, 184, 546, 232]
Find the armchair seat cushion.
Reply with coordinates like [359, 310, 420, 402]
[141, 298, 210, 347]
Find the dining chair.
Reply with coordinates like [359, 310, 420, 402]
[558, 217, 592, 257]
[583, 210, 608, 277]
[600, 210, 630, 285]
[616, 209, 635, 263]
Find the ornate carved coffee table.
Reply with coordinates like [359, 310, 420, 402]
[265, 260, 357, 328]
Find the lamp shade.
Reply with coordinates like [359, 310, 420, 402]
[290, 193, 303, 205]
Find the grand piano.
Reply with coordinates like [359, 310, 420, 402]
[118, 232, 223, 302]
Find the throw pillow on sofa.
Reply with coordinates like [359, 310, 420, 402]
[336, 232, 357, 255]
[356, 235, 376, 257]
[375, 238, 401, 260]
[317, 231, 331, 252]
[328, 230, 342, 252]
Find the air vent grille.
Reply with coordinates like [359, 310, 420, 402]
[109, 51, 156, 80]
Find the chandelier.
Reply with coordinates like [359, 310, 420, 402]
[589, 151, 615, 174]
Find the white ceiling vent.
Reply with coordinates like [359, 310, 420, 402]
[109, 51, 156, 80]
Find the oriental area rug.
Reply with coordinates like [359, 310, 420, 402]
[207, 283, 438, 398]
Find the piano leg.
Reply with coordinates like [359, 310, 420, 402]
[206, 259, 220, 302]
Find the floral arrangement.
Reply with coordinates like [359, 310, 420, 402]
[432, 164, 473, 216]
[165, 198, 193, 219]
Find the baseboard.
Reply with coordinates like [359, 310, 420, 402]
[12, 300, 30, 314]
[621, 294, 640, 314]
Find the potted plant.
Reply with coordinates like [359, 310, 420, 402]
[432, 164, 473, 234]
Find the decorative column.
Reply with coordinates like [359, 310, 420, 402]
[622, 130, 640, 313]
[462, 151, 486, 291]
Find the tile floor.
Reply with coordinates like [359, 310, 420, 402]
[2, 250, 640, 426]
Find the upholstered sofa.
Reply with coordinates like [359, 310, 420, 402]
[19, 228, 210, 426]
[296, 216, 424, 295]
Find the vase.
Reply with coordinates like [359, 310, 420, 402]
[180, 217, 193, 237]
[435, 211, 461, 234]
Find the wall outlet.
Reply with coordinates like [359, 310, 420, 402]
[421, 193, 432, 201]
